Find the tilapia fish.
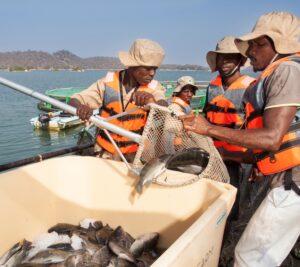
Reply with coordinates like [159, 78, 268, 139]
[136, 154, 172, 193]
[136, 147, 209, 193]
[166, 147, 209, 175]
[1, 220, 161, 267]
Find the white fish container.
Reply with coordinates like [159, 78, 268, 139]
[0, 156, 236, 267]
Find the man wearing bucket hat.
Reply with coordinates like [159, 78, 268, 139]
[180, 11, 300, 266]
[204, 36, 255, 221]
[168, 76, 198, 115]
[69, 39, 167, 161]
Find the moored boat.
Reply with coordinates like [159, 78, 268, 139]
[37, 82, 209, 112]
[30, 111, 83, 130]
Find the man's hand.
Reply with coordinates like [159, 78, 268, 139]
[132, 91, 155, 106]
[179, 114, 212, 135]
[68, 98, 93, 121]
[76, 104, 93, 121]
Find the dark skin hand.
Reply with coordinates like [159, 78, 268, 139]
[68, 66, 167, 120]
[180, 105, 297, 153]
[68, 98, 93, 121]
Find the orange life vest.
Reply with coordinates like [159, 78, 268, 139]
[204, 75, 255, 152]
[169, 96, 193, 114]
[96, 71, 158, 154]
[244, 53, 300, 177]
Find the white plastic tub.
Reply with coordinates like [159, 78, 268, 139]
[0, 156, 236, 266]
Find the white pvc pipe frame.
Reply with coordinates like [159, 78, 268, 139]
[0, 77, 142, 144]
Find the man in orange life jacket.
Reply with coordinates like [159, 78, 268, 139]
[180, 12, 300, 267]
[69, 39, 167, 162]
[168, 76, 198, 115]
[203, 36, 255, 221]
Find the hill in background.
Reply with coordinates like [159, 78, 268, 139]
[0, 50, 208, 71]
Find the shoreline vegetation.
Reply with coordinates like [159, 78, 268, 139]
[0, 50, 209, 72]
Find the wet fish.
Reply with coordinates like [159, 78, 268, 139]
[136, 154, 172, 193]
[108, 226, 135, 250]
[108, 241, 135, 263]
[107, 256, 136, 267]
[80, 219, 103, 231]
[23, 249, 71, 264]
[129, 233, 159, 257]
[47, 243, 73, 251]
[174, 164, 204, 175]
[91, 246, 112, 266]
[95, 224, 114, 245]
[48, 223, 79, 236]
[166, 147, 209, 175]
[136, 251, 158, 267]
[0, 239, 31, 267]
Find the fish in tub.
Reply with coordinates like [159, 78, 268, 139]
[0, 154, 236, 267]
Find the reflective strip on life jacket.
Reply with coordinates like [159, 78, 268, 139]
[96, 71, 156, 154]
[206, 75, 254, 152]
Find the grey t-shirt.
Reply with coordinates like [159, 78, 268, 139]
[263, 61, 300, 187]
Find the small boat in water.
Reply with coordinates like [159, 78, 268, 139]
[37, 82, 209, 112]
[30, 111, 83, 130]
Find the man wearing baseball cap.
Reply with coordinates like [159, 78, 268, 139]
[181, 11, 300, 266]
[69, 38, 167, 161]
[204, 36, 255, 222]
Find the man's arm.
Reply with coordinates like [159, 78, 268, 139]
[181, 106, 297, 151]
[68, 79, 105, 121]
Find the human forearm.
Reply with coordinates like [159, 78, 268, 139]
[68, 98, 82, 108]
[207, 125, 278, 151]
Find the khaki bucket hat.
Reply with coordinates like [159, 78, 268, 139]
[173, 76, 198, 94]
[235, 11, 300, 56]
[206, 36, 247, 72]
[118, 39, 165, 67]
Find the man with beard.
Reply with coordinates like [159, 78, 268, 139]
[203, 36, 255, 221]
[69, 39, 167, 162]
[181, 12, 300, 267]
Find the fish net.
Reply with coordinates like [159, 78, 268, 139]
[131, 104, 230, 186]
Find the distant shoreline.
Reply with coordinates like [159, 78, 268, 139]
[0, 68, 210, 72]
[0, 50, 209, 72]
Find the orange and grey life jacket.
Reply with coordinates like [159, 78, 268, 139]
[204, 75, 255, 152]
[244, 53, 300, 195]
[168, 96, 193, 114]
[96, 71, 158, 154]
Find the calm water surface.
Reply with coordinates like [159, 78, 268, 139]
[0, 70, 217, 165]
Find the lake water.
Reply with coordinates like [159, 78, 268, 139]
[0, 69, 258, 166]
[0, 69, 219, 165]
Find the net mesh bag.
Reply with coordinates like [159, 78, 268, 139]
[131, 104, 230, 186]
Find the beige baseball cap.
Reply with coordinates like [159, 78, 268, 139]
[118, 39, 165, 67]
[206, 36, 247, 72]
[235, 11, 300, 56]
[173, 76, 198, 94]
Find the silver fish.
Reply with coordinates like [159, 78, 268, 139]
[24, 249, 70, 264]
[175, 164, 204, 174]
[108, 241, 135, 263]
[91, 246, 112, 266]
[166, 147, 209, 175]
[108, 226, 135, 250]
[136, 154, 172, 193]
[0, 239, 31, 267]
[129, 233, 159, 257]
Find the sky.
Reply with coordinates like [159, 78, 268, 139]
[0, 0, 299, 66]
